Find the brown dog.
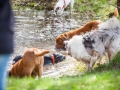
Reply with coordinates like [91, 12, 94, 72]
[8, 48, 50, 78]
[55, 20, 102, 50]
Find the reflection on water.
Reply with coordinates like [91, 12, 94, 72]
[7, 10, 93, 77]
[13, 10, 92, 56]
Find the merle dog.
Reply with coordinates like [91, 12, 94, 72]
[12, 53, 66, 65]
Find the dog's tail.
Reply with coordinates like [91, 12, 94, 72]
[99, 8, 120, 30]
[109, 8, 119, 18]
[35, 50, 50, 56]
[114, 8, 119, 17]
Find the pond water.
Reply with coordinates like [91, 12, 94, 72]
[8, 9, 94, 77]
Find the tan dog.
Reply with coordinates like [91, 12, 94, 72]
[55, 20, 102, 50]
[8, 48, 50, 78]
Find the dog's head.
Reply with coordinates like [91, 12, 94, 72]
[55, 33, 68, 50]
[53, 53, 66, 63]
[44, 53, 66, 65]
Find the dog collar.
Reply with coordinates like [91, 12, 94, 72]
[62, 0, 66, 9]
[51, 55, 55, 64]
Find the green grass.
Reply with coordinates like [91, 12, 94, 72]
[11, 0, 117, 19]
[7, 70, 120, 90]
[74, 0, 117, 19]
[7, 52, 120, 90]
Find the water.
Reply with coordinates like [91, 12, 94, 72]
[8, 9, 92, 77]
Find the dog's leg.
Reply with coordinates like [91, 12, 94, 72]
[37, 58, 44, 77]
[34, 65, 42, 77]
[97, 58, 101, 65]
[68, 0, 74, 29]
[106, 48, 115, 63]
[105, 52, 110, 63]
[70, 0, 74, 18]
[89, 59, 95, 70]
[85, 63, 89, 71]
[22, 71, 32, 77]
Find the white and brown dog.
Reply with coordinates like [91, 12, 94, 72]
[53, 0, 74, 16]
[65, 9, 120, 71]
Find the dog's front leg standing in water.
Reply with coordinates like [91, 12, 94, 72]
[69, 0, 74, 18]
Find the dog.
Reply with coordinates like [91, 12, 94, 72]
[12, 53, 66, 66]
[83, 8, 120, 63]
[53, 0, 74, 16]
[97, 8, 120, 62]
[65, 9, 120, 71]
[44, 53, 66, 65]
[8, 48, 50, 78]
[55, 20, 102, 50]
[82, 30, 116, 64]
[65, 35, 100, 71]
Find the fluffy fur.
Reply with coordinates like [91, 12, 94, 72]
[53, 0, 74, 16]
[98, 8, 119, 30]
[66, 35, 100, 71]
[8, 48, 50, 78]
[82, 30, 116, 63]
[97, 8, 120, 61]
[65, 9, 120, 71]
[55, 20, 102, 50]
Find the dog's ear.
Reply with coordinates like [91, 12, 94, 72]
[83, 37, 93, 49]
[64, 33, 69, 40]
[108, 8, 119, 18]
[60, 33, 69, 41]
